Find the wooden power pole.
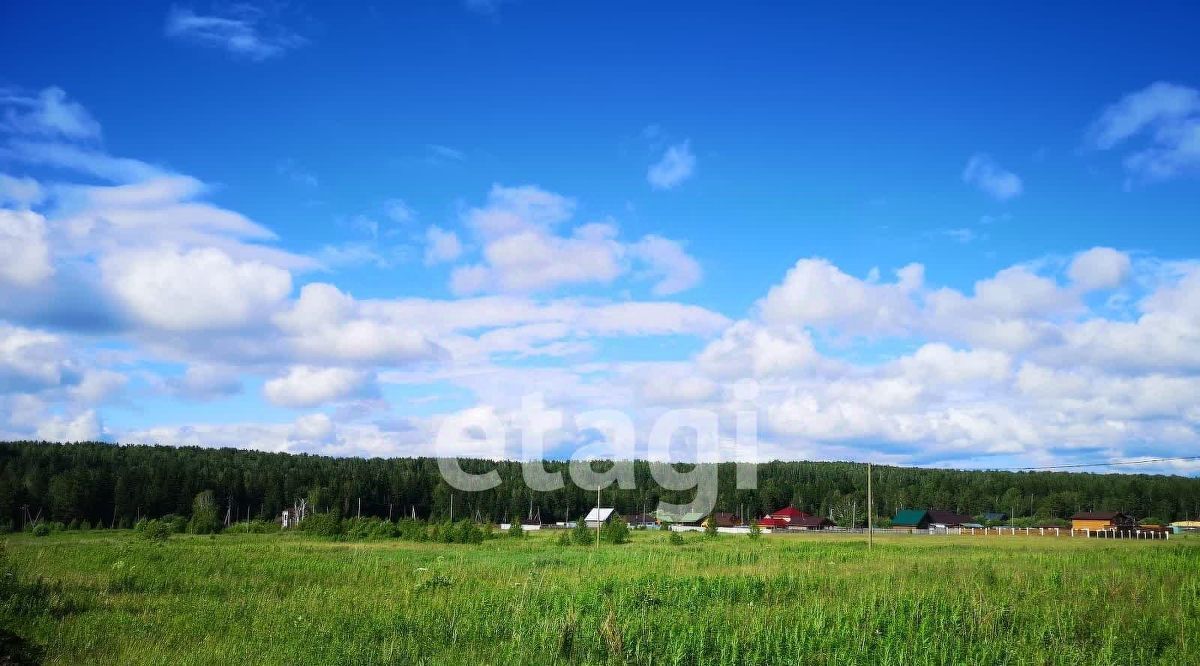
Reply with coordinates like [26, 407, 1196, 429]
[867, 462, 873, 550]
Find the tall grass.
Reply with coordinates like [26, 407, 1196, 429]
[2, 531, 1197, 664]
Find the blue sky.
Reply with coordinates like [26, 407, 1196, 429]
[2, 2, 1199, 472]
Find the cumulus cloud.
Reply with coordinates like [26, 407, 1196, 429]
[165, 5, 306, 61]
[1069, 247, 1132, 291]
[101, 246, 293, 332]
[423, 225, 463, 265]
[1088, 81, 1200, 183]
[35, 410, 103, 442]
[448, 184, 702, 295]
[0, 210, 53, 287]
[264, 366, 375, 408]
[962, 153, 1023, 200]
[757, 259, 923, 336]
[647, 141, 696, 190]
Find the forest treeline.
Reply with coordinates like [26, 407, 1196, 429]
[2, 440, 1198, 529]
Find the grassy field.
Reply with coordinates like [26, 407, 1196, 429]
[2, 530, 1198, 665]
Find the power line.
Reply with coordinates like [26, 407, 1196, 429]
[1008, 455, 1200, 472]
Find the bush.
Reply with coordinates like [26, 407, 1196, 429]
[31, 523, 51, 537]
[139, 519, 171, 543]
[748, 520, 762, 539]
[67, 519, 80, 530]
[1140, 517, 1166, 526]
[225, 519, 279, 534]
[160, 514, 188, 533]
[189, 490, 221, 534]
[453, 520, 483, 544]
[557, 530, 573, 546]
[299, 512, 343, 538]
[704, 517, 719, 539]
[602, 516, 630, 545]
[572, 517, 593, 546]
[667, 529, 685, 546]
[508, 520, 526, 538]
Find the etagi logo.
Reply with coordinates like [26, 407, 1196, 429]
[434, 381, 760, 519]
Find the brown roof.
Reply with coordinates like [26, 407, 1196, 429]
[1070, 511, 1129, 520]
[927, 510, 974, 526]
[790, 515, 834, 528]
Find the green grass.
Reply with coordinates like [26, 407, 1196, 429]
[2, 530, 1198, 665]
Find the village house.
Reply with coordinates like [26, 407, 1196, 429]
[1070, 511, 1136, 532]
[765, 506, 811, 525]
[583, 507, 618, 528]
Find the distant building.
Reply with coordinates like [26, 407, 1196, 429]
[654, 509, 706, 526]
[927, 511, 974, 528]
[1170, 521, 1200, 534]
[766, 506, 811, 525]
[891, 509, 931, 529]
[624, 513, 658, 528]
[891, 509, 974, 530]
[1070, 511, 1136, 532]
[583, 507, 618, 528]
[789, 515, 834, 530]
[703, 512, 742, 528]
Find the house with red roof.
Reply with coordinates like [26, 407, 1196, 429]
[766, 506, 811, 524]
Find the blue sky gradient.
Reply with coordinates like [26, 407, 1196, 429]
[2, 2, 1199, 472]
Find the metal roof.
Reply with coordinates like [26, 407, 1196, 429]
[583, 507, 616, 522]
[891, 509, 929, 526]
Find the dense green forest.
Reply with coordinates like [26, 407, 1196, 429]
[2, 440, 1198, 529]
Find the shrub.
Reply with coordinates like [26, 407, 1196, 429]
[572, 517, 592, 546]
[139, 519, 171, 543]
[557, 530, 572, 546]
[508, 520, 526, 538]
[668, 530, 685, 546]
[160, 514, 188, 533]
[189, 490, 221, 534]
[704, 517, 719, 538]
[67, 519, 80, 530]
[225, 520, 279, 534]
[1140, 517, 1166, 526]
[454, 520, 483, 544]
[602, 516, 630, 545]
[32, 523, 51, 537]
[748, 520, 762, 539]
[299, 512, 343, 538]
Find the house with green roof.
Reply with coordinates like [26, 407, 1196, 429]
[891, 509, 931, 529]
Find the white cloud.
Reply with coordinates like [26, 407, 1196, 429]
[647, 141, 696, 190]
[0, 324, 75, 393]
[264, 366, 374, 408]
[630, 235, 702, 295]
[1068, 247, 1132, 291]
[0, 87, 101, 140]
[757, 258, 923, 336]
[165, 6, 306, 61]
[165, 364, 242, 401]
[423, 225, 462, 265]
[962, 153, 1023, 200]
[101, 246, 293, 332]
[385, 199, 416, 224]
[0, 209, 53, 287]
[0, 174, 44, 208]
[450, 184, 702, 295]
[1088, 82, 1200, 183]
[36, 410, 102, 442]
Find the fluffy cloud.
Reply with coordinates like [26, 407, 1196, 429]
[447, 185, 702, 296]
[35, 410, 103, 442]
[264, 366, 375, 408]
[0, 209, 53, 287]
[101, 246, 293, 332]
[757, 259, 923, 336]
[165, 5, 306, 61]
[962, 153, 1023, 200]
[1069, 247, 1132, 291]
[647, 141, 696, 190]
[1088, 81, 1200, 183]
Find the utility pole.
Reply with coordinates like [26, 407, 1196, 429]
[357, 497, 361, 520]
[450, 494, 454, 522]
[596, 484, 601, 546]
[867, 462, 873, 550]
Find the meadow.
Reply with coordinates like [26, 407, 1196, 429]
[2, 530, 1198, 665]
